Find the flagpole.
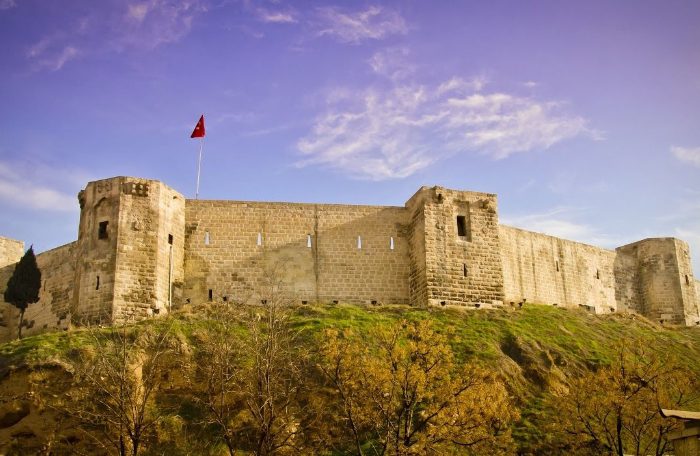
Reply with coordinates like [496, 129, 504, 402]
[195, 137, 204, 199]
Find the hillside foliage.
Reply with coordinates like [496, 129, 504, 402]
[1, 303, 699, 455]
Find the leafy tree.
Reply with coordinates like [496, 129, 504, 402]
[318, 320, 518, 455]
[3, 245, 41, 339]
[543, 339, 699, 456]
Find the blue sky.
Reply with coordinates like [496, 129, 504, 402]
[1, 0, 699, 273]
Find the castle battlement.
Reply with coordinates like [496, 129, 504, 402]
[1, 176, 698, 340]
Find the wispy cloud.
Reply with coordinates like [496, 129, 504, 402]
[255, 7, 297, 24]
[315, 5, 407, 44]
[672, 145, 700, 167]
[437, 76, 488, 95]
[0, 0, 16, 10]
[501, 207, 623, 248]
[368, 47, 415, 80]
[0, 161, 80, 212]
[119, 0, 208, 50]
[24, 0, 208, 71]
[297, 78, 598, 180]
[26, 34, 81, 71]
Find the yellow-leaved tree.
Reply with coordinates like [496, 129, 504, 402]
[318, 319, 518, 455]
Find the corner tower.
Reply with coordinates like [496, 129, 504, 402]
[73, 177, 185, 323]
[405, 186, 505, 308]
[616, 238, 699, 325]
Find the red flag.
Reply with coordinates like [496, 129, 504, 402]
[190, 115, 205, 138]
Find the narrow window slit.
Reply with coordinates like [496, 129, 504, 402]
[168, 234, 173, 245]
[257, 232, 262, 246]
[686, 275, 691, 285]
[463, 263, 468, 277]
[555, 260, 560, 272]
[357, 236, 362, 249]
[208, 289, 213, 301]
[596, 269, 600, 280]
[307, 234, 312, 248]
[204, 231, 210, 245]
[390, 236, 394, 250]
[96, 275, 100, 290]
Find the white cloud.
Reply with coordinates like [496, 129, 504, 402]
[315, 5, 407, 44]
[672, 145, 700, 167]
[297, 78, 597, 180]
[368, 47, 415, 81]
[437, 76, 488, 95]
[0, 0, 16, 10]
[501, 207, 622, 248]
[0, 162, 78, 212]
[119, 0, 208, 50]
[255, 7, 297, 24]
[24, 0, 207, 71]
[127, 3, 151, 22]
[26, 36, 80, 72]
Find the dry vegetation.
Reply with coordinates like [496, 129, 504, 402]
[1, 301, 699, 455]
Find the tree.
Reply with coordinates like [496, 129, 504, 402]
[194, 271, 312, 455]
[318, 320, 518, 455]
[544, 339, 700, 456]
[66, 322, 176, 456]
[4, 245, 41, 339]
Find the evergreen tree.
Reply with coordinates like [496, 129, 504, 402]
[4, 246, 41, 339]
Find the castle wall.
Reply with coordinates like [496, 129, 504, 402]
[183, 201, 410, 305]
[3, 175, 700, 335]
[0, 236, 23, 268]
[0, 242, 76, 341]
[499, 226, 619, 313]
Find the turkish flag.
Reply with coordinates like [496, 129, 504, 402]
[190, 115, 205, 138]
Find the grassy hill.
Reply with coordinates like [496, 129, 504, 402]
[1, 303, 699, 454]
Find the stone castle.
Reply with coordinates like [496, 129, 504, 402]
[1, 176, 699, 340]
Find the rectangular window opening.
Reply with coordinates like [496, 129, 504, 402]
[456, 215, 467, 237]
[98, 221, 109, 239]
[168, 234, 173, 245]
[208, 289, 213, 301]
[96, 275, 100, 290]
[204, 231, 210, 245]
[390, 236, 395, 250]
[307, 234, 312, 248]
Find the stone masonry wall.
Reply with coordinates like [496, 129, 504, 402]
[408, 186, 504, 308]
[112, 178, 185, 322]
[74, 178, 121, 323]
[0, 236, 23, 268]
[184, 200, 410, 305]
[617, 238, 698, 325]
[500, 226, 618, 313]
[0, 242, 76, 341]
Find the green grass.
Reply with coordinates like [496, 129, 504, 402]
[2, 302, 699, 454]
